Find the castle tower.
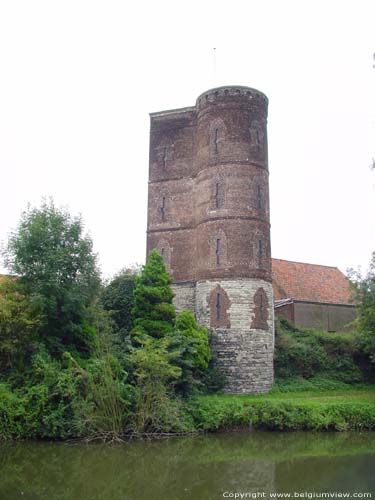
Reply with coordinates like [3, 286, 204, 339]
[147, 86, 274, 394]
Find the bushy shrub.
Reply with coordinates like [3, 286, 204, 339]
[275, 317, 368, 383]
[0, 277, 41, 374]
[0, 310, 136, 440]
[0, 383, 25, 439]
[0, 347, 91, 439]
[128, 336, 193, 434]
[171, 310, 211, 396]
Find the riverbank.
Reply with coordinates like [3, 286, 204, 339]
[2, 381, 375, 440]
[185, 385, 375, 432]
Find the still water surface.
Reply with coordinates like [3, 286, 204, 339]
[1, 432, 375, 500]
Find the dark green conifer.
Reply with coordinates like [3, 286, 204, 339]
[131, 250, 175, 340]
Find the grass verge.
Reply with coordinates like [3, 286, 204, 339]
[185, 385, 375, 432]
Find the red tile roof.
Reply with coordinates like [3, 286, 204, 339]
[272, 258, 354, 305]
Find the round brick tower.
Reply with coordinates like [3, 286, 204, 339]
[147, 85, 274, 394]
[194, 86, 274, 393]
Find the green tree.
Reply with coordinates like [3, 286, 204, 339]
[131, 250, 175, 341]
[3, 200, 101, 356]
[0, 276, 40, 373]
[129, 251, 197, 431]
[172, 310, 211, 395]
[101, 267, 139, 339]
[350, 253, 375, 364]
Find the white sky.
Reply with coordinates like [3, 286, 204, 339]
[0, 0, 374, 279]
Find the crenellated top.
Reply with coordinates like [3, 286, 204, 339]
[196, 86, 268, 114]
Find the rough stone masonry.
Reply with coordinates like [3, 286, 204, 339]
[146, 86, 274, 394]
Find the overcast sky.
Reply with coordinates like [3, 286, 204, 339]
[0, 0, 374, 279]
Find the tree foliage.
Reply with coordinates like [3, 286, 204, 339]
[101, 268, 138, 338]
[128, 336, 189, 434]
[0, 277, 40, 373]
[131, 250, 175, 340]
[350, 253, 375, 364]
[175, 310, 210, 370]
[0, 204, 217, 439]
[274, 316, 372, 383]
[172, 310, 211, 395]
[3, 200, 101, 356]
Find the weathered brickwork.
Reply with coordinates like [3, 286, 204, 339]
[147, 86, 274, 394]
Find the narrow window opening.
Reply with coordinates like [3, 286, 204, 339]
[160, 196, 166, 222]
[256, 128, 260, 145]
[216, 293, 221, 320]
[163, 147, 168, 168]
[214, 128, 219, 154]
[216, 238, 221, 266]
[156, 241, 171, 271]
[260, 294, 264, 320]
[258, 240, 263, 267]
[257, 185, 262, 210]
[214, 182, 220, 209]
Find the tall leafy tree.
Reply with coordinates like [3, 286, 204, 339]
[130, 251, 187, 431]
[131, 250, 175, 341]
[350, 253, 375, 364]
[3, 200, 101, 356]
[101, 267, 139, 339]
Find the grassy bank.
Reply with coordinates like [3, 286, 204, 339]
[3, 381, 375, 439]
[185, 384, 375, 432]
[180, 320, 375, 435]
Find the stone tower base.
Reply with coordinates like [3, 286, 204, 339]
[172, 279, 274, 394]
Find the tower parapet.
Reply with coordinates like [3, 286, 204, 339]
[196, 86, 268, 110]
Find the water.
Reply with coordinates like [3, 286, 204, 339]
[1, 432, 374, 500]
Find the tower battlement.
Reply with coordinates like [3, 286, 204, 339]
[196, 85, 268, 110]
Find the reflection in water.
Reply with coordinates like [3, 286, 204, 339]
[0, 432, 374, 500]
[277, 454, 375, 493]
